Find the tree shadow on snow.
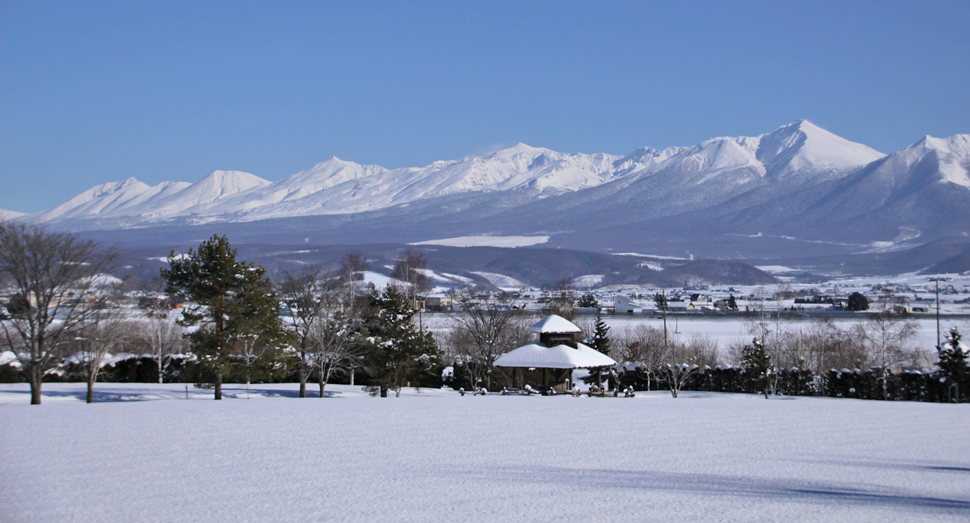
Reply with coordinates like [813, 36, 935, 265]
[7, 385, 342, 403]
[4, 388, 169, 403]
[454, 466, 970, 515]
[796, 457, 970, 475]
[218, 386, 342, 399]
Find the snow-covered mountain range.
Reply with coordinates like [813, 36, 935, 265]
[25, 144, 629, 225]
[16, 120, 970, 271]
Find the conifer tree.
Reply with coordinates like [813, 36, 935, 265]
[358, 286, 441, 397]
[847, 292, 869, 311]
[591, 316, 610, 355]
[585, 315, 612, 388]
[727, 294, 738, 311]
[577, 293, 598, 308]
[742, 337, 774, 399]
[162, 235, 293, 400]
[937, 327, 968, 402]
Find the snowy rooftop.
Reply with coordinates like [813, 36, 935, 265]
[529, 314, 581, 334]
[493, 342, 616, 369]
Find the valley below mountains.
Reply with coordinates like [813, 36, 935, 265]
[16, 120, 970, 285]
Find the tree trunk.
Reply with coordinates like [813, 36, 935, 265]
[662, 312, 668, 348]
[299, 376, 307, 398]
[87, 378, 95, 403]
[318, 380, 325, 398]
[214, 372, 223, 400]
[380, 385, 388, 398]
[157, 356, 164, 384]
[29, 367, 42, 405]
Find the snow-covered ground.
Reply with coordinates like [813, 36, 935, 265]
[2, 383, 968, 522]
[410, 235, 550, 248]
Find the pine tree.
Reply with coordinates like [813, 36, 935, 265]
[358, 286, 441, 397]
[584, 315, 612, 388]
[847, 292, 869, 311]
[577, 293, 598, 308]
[162, 235, 293, 400]
[727, 294, 738, 311]
[742, 337, 774, 399]
[937, 327, 968, 402]
[591, 316, 610, 355]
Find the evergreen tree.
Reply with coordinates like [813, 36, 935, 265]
[727, 294, 738, 311]
[937, 327, 968, 402]
[584, 315, 612, 388]
[591, 316, 610, 355]
[358, 286, 441, 397]
[162, 235, 293, 400]
[847, 292, 869, 311]
[577, 293, 598, 308]
[742, 337, 774, 399]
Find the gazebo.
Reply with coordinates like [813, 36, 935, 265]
[494, 315, 616, 393]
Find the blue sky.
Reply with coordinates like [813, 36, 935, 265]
[2, 0, 968, 213]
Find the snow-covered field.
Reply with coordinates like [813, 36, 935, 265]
[2, 383, 968, 522]
[410, 235, 550, 248]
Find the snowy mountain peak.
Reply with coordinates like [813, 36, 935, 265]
[913, 134, 970, 155]
[0, 209, 25, 220]
[482, 142, 554, 160]
[755, 120, 885, 180]
[28, 178, 153, 222]
[903, 134, 970, 188]
[195, 170, 270, 193]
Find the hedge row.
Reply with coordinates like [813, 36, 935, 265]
[0, 354, 442, 389]
[616, 365, 967, 403]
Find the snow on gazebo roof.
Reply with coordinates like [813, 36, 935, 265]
[493, 342, 617, 369]
[529, 314, 581, 334]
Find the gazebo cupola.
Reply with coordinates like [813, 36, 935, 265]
[531, 315, 581, 348]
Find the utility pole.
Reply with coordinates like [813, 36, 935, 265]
[929, 277, 948, 349]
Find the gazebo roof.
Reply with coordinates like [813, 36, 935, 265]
[493, 342, 617, 369]
[529, 314, 581, 334]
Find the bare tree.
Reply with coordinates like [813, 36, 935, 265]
[662, 361, 701, 398]
[548, 277, 575, 321]
[138, 279, 185, 383]
[278, 265, 364, 398]
[391, 249, 431, 308]
[0, 222, 119, 405]
[450, 291, 530, 390]
[857, 291, 919, 401]
[311, 304, 362, 397]
[277, 267, 329, 398]
[659, 336, 711, 398]
[68, 300, 131, 403]
[340, 250, 369, 304]
[745, 293, 792, 394]
[615, 324, 669, 391]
